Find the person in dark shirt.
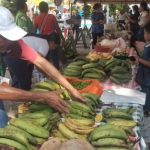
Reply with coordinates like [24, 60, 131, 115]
[127, 5, 140, 46]
[72, 9, 81, 40]
[135, 22, 150, 116]
[91, 3, 105, 49]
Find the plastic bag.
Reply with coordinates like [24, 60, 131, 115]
[66, 77, 103, 95]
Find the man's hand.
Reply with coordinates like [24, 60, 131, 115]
[43, 90, 69, 114]
[70, 90, 87, 103]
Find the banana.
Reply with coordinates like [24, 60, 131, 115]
[90, 128, 127, 141]
[7, 125, 37, 145]
[69, 107, 94, 118]
[29, 103, 54, 113]
[103, 110, 133, 120]
[92, 138, 127, 147]
[69, 101, 93, 113]
[103, 107, 135, 114]
[31, 88, 49, 92]
[66, 114, 92, 120]
[105, 61, 119, 71]
[105, 58, 116, 66]
[111, 74, 131, 80]
[64, 70, 81, 77]
[20, 117, 49, 126]
[111, 66, 129, 74]
[0, 128, 30, 148]
[66, 118, 95, 126]
[0, 138, 28, 150]
[66, 64, 82, 71]
[70, 60, 87, 66]
[34, 81, 58, 91]
[18, 111, 51, 119]
[82, 62, 99, 69]
[82, 93, 99, 106]
[89, 125, 127, 141]
[45, 80, 61, 90]
[34, 137, 46, 145]
[64, 119, 94, 135]
[106, 119, 137, 127]
[10, 119, 49, 138]
[65, 118, 94, 130]
[82, 68, 106, 77]
[58, 123, 86, 140]
[83, 73, 102, 79]
[110, 76, 121, 84]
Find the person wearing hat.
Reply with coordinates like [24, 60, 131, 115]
[0, 6, 85, 127]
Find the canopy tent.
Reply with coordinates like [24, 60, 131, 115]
[78, 0, 150, 3]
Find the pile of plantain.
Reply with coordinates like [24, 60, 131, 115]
[52, 98, 98, 141]
[31, 80, 71, 100]
[103, 107, 137, 128]
[0, 103, 60, 150]
[63, 56, 132, 84]
[63, 57, 107, 82]
[105, 58, 132, 84]
[89, 124, 135, 150]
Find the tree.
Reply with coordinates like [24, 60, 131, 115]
[82, 4, 91, 19]
[109, 4, 129, 16]
[0, 0, 17, 14]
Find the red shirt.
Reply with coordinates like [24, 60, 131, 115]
[19, 40, 38, 63]
[7, 40, 38, 63]
[34, 13, 60, 35]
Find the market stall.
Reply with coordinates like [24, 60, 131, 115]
[0, 78, 147, 150]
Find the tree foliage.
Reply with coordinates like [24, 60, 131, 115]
[109, 4, 129, 16]
[0, 0, 17, 14]
[82, 4, 91, 18]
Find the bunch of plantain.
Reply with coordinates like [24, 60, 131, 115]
[67, 100, 96, 119]
[107, 59, 132, 84]
[63, 60, 86, 78]
[81, 62, 107, 82]
[82, 93, 102, 108]
[1, 109, 61, 150]
[53, 117, 95, 140]
[103, 107, 137, 128]
[89, 124, 133, 150]
[103, 107, 135, 120]
[31, 80, 71, 100]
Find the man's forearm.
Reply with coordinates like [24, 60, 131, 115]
[0, 85, 44, 102]
[34, 56, 76, 94]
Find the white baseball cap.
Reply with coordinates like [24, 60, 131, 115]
[0, 6, 27, 41]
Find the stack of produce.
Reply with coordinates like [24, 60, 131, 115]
[89, 124, 134, 150]
[52, 100, 96, 141]
[64, 60, 107, 81]
[103, 107, 137, 128]
[67, 101, 96, 120]
[81, 62, 107, 81]
[63, 59, 87, 78]
[82, 93, 101, 109]
[104, 58, 132, 84]
[0, 103, 60, 150]
[32, 80, 71, 100]
[63, 56, 132, 84]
